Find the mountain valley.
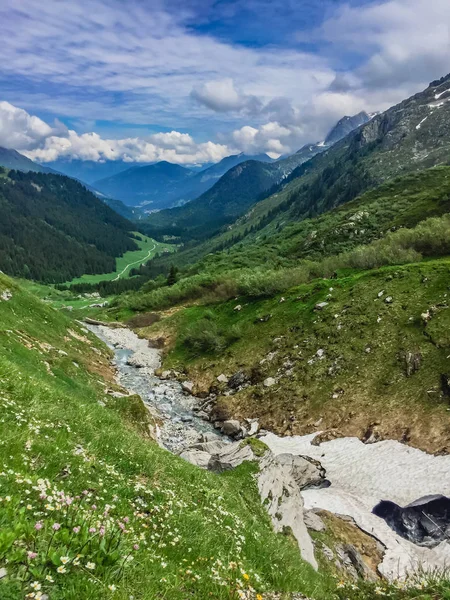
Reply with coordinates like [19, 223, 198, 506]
[1, 72, 450, 600]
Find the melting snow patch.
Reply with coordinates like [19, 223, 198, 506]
[416, 116, 428, 130]
[261, 432, 450, 580]
[435, 88, 450, 100]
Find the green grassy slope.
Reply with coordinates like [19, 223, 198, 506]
[141, 258, 450, 455]
[0, 274, 333, 600]
[66, 234, 173, 285]
[104, 167, 450, 455]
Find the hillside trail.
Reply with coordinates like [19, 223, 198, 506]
[112, 244, 156, 281]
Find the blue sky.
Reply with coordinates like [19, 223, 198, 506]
[0, 0, 448, 164]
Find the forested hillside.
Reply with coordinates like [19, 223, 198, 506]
[0, 169, 137, 282]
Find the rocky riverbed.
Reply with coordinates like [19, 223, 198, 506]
[85, 324, 224, 452]
[86, 323, 450, 581]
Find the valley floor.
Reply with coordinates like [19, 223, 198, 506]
[66, 233, 173, 285]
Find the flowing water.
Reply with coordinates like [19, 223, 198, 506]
[86, 323, 223, 452]
[86, 323, 450, 580]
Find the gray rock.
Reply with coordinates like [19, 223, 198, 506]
[191, 440, 229, 454]
[221, 419, 241, 436]
[196, 410, 210, 421]
[0, 290, 12, 302]
[304, 510, 326, 532]
[217, 373, 228, 383]
[314, 302, 329, 310]
[228, 371, 247, 389]
[199, 433, 217, 442]
[0, 567, 7, 579]
[245, 418, 260, 436]
[275, 453, 327, 490]
[385, 296, 393, 304]
[342, 543, 378, 581]
[257, 452, 318, 569]
[208, 441, 255, 472]
[405, 351, 422, 377]
[180, 449, 212, 469]
[321, 544, 334, 561]
[263, 377, 276, 387]
[181, 381, 194, 394]
[233, 304, 242, 311]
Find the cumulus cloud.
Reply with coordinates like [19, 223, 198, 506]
[191, 79, 262, 114]
[26, 130, 231, 165]
[0, 0, 449, 160]
[0, 102, 231, 165]
[0, 101, 66, 150]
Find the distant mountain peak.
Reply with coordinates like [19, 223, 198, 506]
[324, 111, 370, 145]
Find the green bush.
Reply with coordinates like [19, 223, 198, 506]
[182, 318, 243, 355]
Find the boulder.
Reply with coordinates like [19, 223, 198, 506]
[208, 441, 255, 472]
[221, 419, 242, 437]
[373, 494, 450, 547]
[196, 410, 210, 421]
[314, 302, 328, 310]
[228, 371, 247, 389]
[263, 377, 276, 387]
[304, 510, 326, 532]
[0, 290, 12, 302]
[217, 374, 228, 383]
[191, 440, 229, 454]
[181, 381, 194, 394]
[245, 418, 260, 436]
[275, 453, 328, 490]
[180, 449, 211, 469]
[257, 452, 318, 569]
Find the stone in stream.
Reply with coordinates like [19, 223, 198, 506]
[221, 419, 242, 437]
[181, 381, 194, 394]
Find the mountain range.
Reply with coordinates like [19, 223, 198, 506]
[91, 153, 274, 209]
[137, 74, 450, 275]
[141, 112, 372, 241]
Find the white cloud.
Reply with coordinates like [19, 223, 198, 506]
[0, 101, 64, 150]
[25, 129, 231, 166]
[191, 79, 262, 114]
[0, 101, 231, 165]
[0, 0, 449, 161]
